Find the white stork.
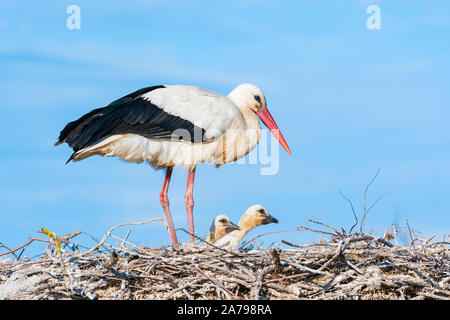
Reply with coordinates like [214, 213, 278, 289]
[214, 204, 279, 250]
[205, 214, 240, 244]
[55, 83, 291, 249]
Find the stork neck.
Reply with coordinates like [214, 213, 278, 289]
[227, 92, 260, 133]
[225, 92, 262, 160]
[235, 106, 261, 153]
[237, 215, 257, 234]
[225, 227, 250, 246]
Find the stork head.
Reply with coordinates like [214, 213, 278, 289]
[207, 214, 240, 243]
[239, 204, 279, 232]
[228, 83, 292, 156]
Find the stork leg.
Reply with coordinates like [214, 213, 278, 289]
[185, 167, 196, 240]
[159, 167, 179, 249]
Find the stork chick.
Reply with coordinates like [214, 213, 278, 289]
[214, 205, 279, 250]
[205, 214, 240, 244]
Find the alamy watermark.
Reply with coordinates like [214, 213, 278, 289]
[66, 5, 81, 30]
[170, 127, 284, 176]
[366, 5, 381, 30]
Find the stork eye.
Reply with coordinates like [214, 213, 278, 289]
[258, 209, 265, 214]
[254, 95, 261, 103]
[219, 219, 227, 223]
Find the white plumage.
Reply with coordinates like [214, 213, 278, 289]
[141, 85, 244, 140]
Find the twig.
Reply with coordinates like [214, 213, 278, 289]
[0, 237, 52, 258]
[81, 218, 168, 255]
[0, 242, 20, 259]
[406, 219, 415, 247]
[318, 238, 350, 271]
[239, 228, 301, 249]
[176, 228, 245, 257]
[191, 261, 233, 300]
[362, 168, 381, 229]
[360, 185, 404, 233]
[339, 189, 358, 233]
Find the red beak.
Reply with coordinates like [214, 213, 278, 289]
[256, 108, 292, 155]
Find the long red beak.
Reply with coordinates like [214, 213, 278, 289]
[256, 108, 292, 155]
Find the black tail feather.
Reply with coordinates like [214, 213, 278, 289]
[65, 152, 76, 164]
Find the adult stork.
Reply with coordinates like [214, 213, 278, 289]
[55, 83, 291, 249]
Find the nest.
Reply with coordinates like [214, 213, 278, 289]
[0, 218, 449, 300]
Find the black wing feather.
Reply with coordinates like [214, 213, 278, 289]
[55, 85, 207, 160]
[107, 85, 166, 106]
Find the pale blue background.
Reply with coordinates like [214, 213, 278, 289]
[1, 1, 449, 258]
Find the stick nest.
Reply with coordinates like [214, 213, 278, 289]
[1, 221, 449, 300]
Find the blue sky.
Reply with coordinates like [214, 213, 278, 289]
[1, 1, 449, 258]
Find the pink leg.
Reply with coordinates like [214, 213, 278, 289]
[159, 167, 179, 249]
[185, 167, 196, 240]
